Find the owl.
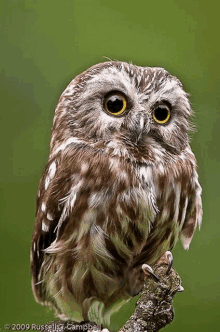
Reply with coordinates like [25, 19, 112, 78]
[31, 61, 202, 330]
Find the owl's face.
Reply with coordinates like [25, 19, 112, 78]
[51, 62, 192, 164]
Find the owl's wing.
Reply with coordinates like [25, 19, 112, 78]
[31, 143, 132, 307]
[180, 171, 203, 250]
[31, 151, 74, 305]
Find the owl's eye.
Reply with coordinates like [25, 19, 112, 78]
[104, 93, 127, 116]
[153, 104, 171, 124]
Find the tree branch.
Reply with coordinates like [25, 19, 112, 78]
[118, 263, 182, 332]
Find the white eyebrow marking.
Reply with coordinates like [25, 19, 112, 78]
[139, 114, 144, 132]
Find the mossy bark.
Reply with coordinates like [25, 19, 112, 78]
[118, 264, 182, 332]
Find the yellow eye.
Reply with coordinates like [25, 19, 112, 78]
[153, 104, 171, 124]
[104, 93, 127, 116]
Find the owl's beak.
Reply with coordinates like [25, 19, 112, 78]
[137, 114, 147, 142]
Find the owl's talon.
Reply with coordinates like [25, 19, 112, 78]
[166, 251, 173, 274]
[156, 251, 173, 274]
[142, 264, 160, 282]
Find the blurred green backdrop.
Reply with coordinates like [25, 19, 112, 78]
[0, 0, 219, 331]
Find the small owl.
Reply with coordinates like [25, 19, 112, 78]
[31, 61, 202, 329]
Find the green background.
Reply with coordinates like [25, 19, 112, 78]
[0, 0, 219, 331]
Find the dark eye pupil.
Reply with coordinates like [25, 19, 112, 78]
[154, 106, 169, 121]
[107, 96, 123, 113]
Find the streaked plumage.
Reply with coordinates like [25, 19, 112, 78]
[31, 61, 202, 327]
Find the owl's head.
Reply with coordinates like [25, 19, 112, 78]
[51, 61, 192, 164]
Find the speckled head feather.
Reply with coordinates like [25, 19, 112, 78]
[31, 61, 202, 327]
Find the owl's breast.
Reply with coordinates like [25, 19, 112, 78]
[76, 162, 162, 272]
[54, 157, 159, 269]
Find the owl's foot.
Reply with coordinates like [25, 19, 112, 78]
[142, 264, 160, 282]
[156, 251, 173, 274]
[142, 251, 174, 282]
[154, 251, 184, 292]
[83, 297, 127, 331]
[88, 299, 105, 326]
[83, 297, 112, 330]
